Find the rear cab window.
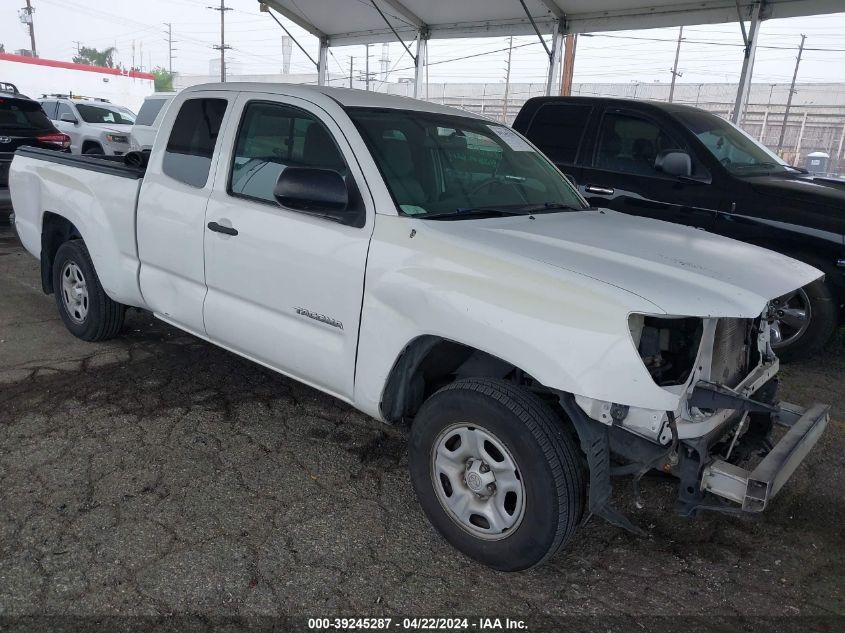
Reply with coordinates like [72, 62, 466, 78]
[521, 103, 592, 165]
[163, 98, 228, 188]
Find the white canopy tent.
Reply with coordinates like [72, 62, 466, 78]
[258, 0, 842, 121]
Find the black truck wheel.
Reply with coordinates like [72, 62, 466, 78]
[52, 240, 125, 341]
[771, 275, 839, 362]
[409, 378, 585, 571]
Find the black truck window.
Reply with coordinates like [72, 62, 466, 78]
[163, 98, 228, 188]
[595, 112, 682, 176]
[523, 103, 591, 165]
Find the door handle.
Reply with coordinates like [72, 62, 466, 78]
[585, 185, 615, 195]
[207, 221, 238, 236]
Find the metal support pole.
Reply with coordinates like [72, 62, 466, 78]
[759, 109, 768, 142]
[732, 1, 764, 125]
[317, 37, 328, 85]
[413, 29, 428, 99]
[546, 21, 564, 96]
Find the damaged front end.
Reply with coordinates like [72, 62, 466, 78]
[562, 307, 830, 531]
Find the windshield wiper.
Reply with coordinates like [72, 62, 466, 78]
[420, 202, 583, 221]
[733, 161, 806, 173]
[419, 207, 532, 221]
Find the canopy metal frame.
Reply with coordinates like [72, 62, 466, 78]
[258, 0, 840, 111]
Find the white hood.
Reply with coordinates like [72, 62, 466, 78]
[100, 124, 134, 135]
[427, 209, 823, 318]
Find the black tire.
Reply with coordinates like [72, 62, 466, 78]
[409, 378, 585, 571]
[52, 239, 125, 341]
[83, 145, 104, 155]
[773, 276, 839, 363]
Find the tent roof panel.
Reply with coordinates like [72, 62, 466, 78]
[260, 0, 842, 45]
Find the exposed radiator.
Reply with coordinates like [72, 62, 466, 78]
[711, 318, 751, 388]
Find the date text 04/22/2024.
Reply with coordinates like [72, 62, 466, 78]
[307, 617, 529, 630]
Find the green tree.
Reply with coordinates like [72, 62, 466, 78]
[152, 67, 174, 92]
[73, 46, 116, 68]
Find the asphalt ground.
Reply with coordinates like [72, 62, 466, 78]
[0, 223, 843, 633]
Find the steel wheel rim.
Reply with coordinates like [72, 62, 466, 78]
[770, 287, 811, 349]
[61, 261, 89, 324]
[431, 423, 525, 541]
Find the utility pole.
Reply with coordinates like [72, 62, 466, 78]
[560, 33, 577, 96]
[23, 0, 37, 57]
[209, 0, 232, 82]
[777, 34, 805, 153]
[164, 22, 176, 75]
[502, 36, 513, 123]
[365, 44, 370, 91]
[668, 26, 683, 103]
[349, 57, 354, 89]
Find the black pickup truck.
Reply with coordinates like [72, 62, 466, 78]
[1, 82, 70, 220]
[513, 97, 845, 360]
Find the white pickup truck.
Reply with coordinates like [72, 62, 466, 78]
[10, 83, 830, 571]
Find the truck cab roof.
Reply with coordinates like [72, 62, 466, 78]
[182, 82, 484, 119]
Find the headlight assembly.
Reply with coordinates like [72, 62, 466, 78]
[628, 314, 703, 387]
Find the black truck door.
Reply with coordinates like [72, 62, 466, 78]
[578, 107, 719, 230]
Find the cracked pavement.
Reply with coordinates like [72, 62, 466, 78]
[0, 224, 843, 631]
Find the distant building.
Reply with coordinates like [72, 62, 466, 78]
[0, 52, 155, 111]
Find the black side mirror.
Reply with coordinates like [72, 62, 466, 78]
[274, 167, 349, 213]
[655, 149, 692, 178]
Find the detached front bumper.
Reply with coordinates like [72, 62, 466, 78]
[701, 402, 830, 511]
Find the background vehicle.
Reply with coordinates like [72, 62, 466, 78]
[1, 82, 69, 221]
[129, 92, 177, 151]
[39, 94, 136, 156]
[10, 84, 829, 571]
[513, 97, 845, 361]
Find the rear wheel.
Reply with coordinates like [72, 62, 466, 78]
[409, 378, 585, 571]
[52, 240, 125, 341]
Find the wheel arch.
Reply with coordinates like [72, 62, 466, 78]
[379, 335, 558, 424]
[81, 139, 104, 154]
[40, 212, 83, 294]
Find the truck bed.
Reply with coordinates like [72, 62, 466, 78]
[10, 147, 148, 308]
[14, 146, 146, 179]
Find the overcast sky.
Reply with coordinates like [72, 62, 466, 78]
[2, 0, 844, 87]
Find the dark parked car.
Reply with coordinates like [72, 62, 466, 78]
[1, 82, 70, 220]
[513, 96, 845, 360]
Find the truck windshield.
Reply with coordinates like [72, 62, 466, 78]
[76, 104, 136, 125]
[348, 108, 587, 217]
[673, 109, 796, 175]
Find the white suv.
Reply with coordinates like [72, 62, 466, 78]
[39, 95, 136, 156]
[129, 92, 177, 151]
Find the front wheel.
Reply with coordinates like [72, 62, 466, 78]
[771, 276, 839, 362]
[409, 378, 585, 571]
[52, 240, 125, 341]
